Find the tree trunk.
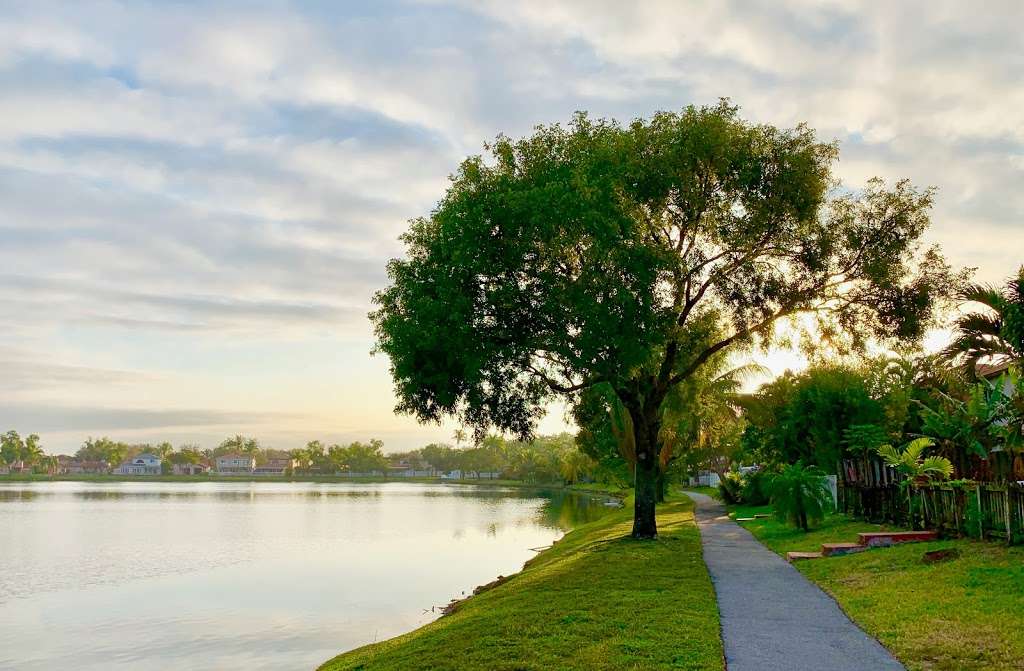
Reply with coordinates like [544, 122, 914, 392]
[655, 469, 666, 503]
[633, 458, 659, 539]
[624, 393, 661, 539]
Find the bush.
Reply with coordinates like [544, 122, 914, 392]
[770, 461, 833, 531]
[740, 469, 771, 505]
[718, 472, 743, 504]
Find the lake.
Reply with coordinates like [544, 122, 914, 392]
[0, 481, 613, 670]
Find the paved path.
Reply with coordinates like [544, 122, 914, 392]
[684, 492, 904, 671]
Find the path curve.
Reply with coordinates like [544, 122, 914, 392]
[684, 492, 904, 671]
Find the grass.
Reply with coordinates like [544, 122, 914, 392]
[732, 504, 1024, 670]
[320, 494, 724, 671]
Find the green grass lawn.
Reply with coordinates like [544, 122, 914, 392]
[733, 504, 1024, 671]
[320, 495, 724, 671]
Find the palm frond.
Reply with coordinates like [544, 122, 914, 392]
[877, 444, 901, 466]
[904, 437, 933, 462]
[1007, 267, 1024, 305]
[920, 456, 954, 479]
[959, 282, 1004, 309]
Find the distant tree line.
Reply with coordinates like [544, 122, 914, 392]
[0, 430, 596, 484]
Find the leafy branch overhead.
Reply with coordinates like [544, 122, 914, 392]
[371, 100, 961, 537]
[372, 101, 960, 438]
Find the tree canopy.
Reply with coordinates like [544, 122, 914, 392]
[372, 102, 958, 537]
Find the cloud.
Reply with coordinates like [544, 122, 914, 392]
[0, 403, 307, 433]
[0, 0, 1020, 452]
[0, 351, 155, 391]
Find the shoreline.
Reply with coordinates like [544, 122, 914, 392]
[0, 473, 629, 498]
[317, 492, 722, 670]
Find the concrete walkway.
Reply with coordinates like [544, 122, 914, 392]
[685, 492, 904, 671]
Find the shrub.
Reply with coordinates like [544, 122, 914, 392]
[740, 469, 771, 506]
[770, 461, 833, 531]
[717, 472, 743, 504]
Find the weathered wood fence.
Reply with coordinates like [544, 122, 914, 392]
[838, 456, 1024, 544]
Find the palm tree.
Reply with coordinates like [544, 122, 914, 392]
[769, 461, 833, 531]
[877, 437, 954, 482]
[558, 449, 593, 485]
[877, 437, 954, 528]
[942, 266, 1024, 374]
[21, 434, 43, 466]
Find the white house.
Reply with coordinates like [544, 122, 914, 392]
[689, 470, 721, 488]
[216, 454, 256, 475]
[115, 453, 162, 475]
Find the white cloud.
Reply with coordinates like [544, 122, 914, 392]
[0, 0, 1021, 451]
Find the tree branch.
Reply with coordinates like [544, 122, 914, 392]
[525, 364, 602, 394]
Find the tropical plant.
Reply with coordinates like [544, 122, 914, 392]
[741, 364, 889, 469]
[740, 469, 772, 506]
[842, 424, 890, 456]
[877, 437, 953, 528]
[215, 435, 260, 456]
[942, 266, 1024, 373]
[558, 449, 594, 485]
[877, 437, 954, 481]
[770, 461, 833, 531]
[717, 471, 744, 504]
[917, 376, 1017, 466]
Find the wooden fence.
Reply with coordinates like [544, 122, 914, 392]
[838, 457, 1024, 544]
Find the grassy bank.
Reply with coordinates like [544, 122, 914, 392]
[320, 495, 723, 671]
[733, 504, 1024, 671]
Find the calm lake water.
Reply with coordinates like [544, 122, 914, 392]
[0, 481, 613, 670]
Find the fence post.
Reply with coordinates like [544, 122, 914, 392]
[976, 484, 984, 540]
[1006, 489, 1013, 546]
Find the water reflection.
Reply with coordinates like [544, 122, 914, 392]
[537, 490, 616, 530]
[0, 481, 612, 671]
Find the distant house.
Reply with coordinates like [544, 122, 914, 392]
[216, 454, 256, 475]
[253, 457, 296, 476]
[689, 471, 722, 488]
[172, 462, 209, 476]
[6, 460, 35, 475]
[467, 471, 501, 480]
[440, 469, 463, 480]
[69, 460, 110, 474]
[56, 455, 74, 474]
[115, 453, 162, 475]
[978, 361, 1016, 397]
[387, 461, 435, 478]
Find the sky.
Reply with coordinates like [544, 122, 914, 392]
[1, 0, 1022, 454]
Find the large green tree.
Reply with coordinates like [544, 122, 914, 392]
[1, 430, 42, 466]
[371, 102, 956, 538]
[743, 364, 888, 470]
